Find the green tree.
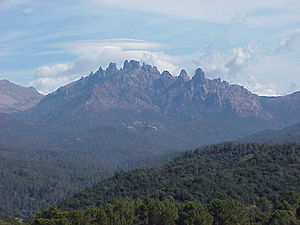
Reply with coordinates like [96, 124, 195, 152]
[267, 210, 300, 225]
[85, 207, 109, 225]
[107, 198, 136, 225]
[208, 199, 248, 225]
[178, 201, 213, 225]
[31, 206, 70, 225]
[139, 198, 178, 225]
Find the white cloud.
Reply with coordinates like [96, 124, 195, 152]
[191, 43, 260, 81]
[225, 44, 260, 77]
[53, 39, 179, 75]
[29, 39, 180, 94]
[28, 76, 75, 94]
[58, 39, 163, 54]
[245, 75, 279, 96]
[37, 64, 69, 76]
[29, 64, 70, 94]
[189, 42, 300, 96]
[29, 37, 300, 96]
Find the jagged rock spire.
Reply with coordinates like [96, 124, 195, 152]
[192, 68, 206, 83]
[178, 69, 190, 82]
[123, 60, 140, 70]
[161, 70, 172, 77]
[106, 63, 118, 74]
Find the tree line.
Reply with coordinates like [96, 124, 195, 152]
[1, 191, 300, 225]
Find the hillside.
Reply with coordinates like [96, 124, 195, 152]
[0, 142, 175, 219]
[59, 143, 300, 211]
[0, 80, 42, 113]
[240, 122, 300, 144]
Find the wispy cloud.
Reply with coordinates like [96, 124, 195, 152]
[29, 38, 180, 93]
[29, 36, 300, 96]
[92, 0, 299, 26]
[1, 0, 299, 96]
[55, 38, 178, 75]
[275, 28, 300, 52]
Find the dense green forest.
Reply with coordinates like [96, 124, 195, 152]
[0, 144, 108, 219]
[1, 142, 299, 222]
[0, 144, 174, 219]
[59, 143, 300, 211]
[1, 192, 300, 225]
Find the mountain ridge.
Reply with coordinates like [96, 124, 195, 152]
[23, 60, 299, 125]
[239, 122, 300, 144]
[0, 79, 43, 113]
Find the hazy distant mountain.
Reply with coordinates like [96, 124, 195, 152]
[239, 122, 300, 144]
[0, 80, 43, 113]
[260, 91, 300, 126]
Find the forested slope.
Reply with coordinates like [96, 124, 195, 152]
[59, 143, 300, 211]
[0, 144, 174, 219]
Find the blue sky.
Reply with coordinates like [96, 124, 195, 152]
[0, 0, 300, 95]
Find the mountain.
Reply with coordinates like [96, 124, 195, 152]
[25, 60, 272, 123]
[17, 59, 300, 152]
[58, 142, 300, 211]
[24, 60, 300, 129]
[0, 80, 43, 113]
[260, 92, 300, 126]
[2, 60, 300, 219]
[239, 122, 300, 144]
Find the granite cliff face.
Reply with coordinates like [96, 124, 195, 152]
[27, 60, 277, 124]
[0, 80, 43, 113]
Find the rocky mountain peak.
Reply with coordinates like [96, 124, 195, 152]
[178, 69, 190, 82]
[106, 62, 118, 74]
[123, 60, 140, 71]
[161, 70, 173, 78]
[94, 66, 105, 78]
[141, 63, 160, 74]
[192, 68, 206, 83]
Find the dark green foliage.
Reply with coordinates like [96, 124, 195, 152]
[0, 142, 174, 220]
[208, 199, 247, 225]
[59, 143, 300, 211]
[0, 144, 109, 220]
[30, 198, 179, 225]
[267, 210, 300, 225]
[178, 202, 212, 225]
[2, 142, 300, 221]
[2, 194, 299, 225]
[136, 198, 178, 225]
